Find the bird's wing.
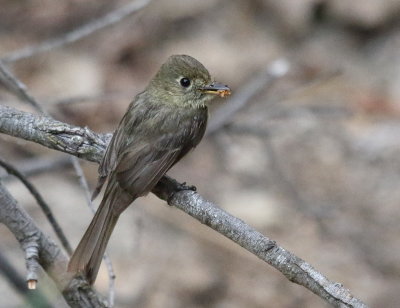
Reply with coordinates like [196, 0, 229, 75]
[92, 97, 146, 200]
[113, 111, 207, 213]
[99, 108, 137, 178]
[91, 125, 128, 200]
[113, 137, 189, 208]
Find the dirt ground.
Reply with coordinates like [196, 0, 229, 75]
[1, 1, 400, 307]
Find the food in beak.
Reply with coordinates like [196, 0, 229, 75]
[201, 82, 231, 98]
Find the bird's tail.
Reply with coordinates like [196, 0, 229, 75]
[68, 180, 133, 284]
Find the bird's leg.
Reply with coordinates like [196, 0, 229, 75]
[166, 181, 197, 205]
[175, 181, 197, 192]
[153, 176, 197, 206]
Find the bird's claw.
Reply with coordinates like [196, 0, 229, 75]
[167, 181, 197, 205]
[176, 182, 197, 192]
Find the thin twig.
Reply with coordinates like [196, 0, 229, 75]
[71, 158, 94, 209]
[0, 58, 118, 297]
[0, 250, 52, 308]
[0, 156, 71, 181]
[25, 244, 39, 290]
[0, 0, 145, 304]
[0, 62, 46, 114]
[0, 105, 369, 308]
[0, 0, 152, 63]
[0, 157, 73, 255]
[71, 158, 116, 307]
[0, 181, 107, 308]
[206, 58, 290, 135]
[102, 255, 116, 307]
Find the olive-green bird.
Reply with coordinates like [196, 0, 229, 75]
[68, 55, 231, 284]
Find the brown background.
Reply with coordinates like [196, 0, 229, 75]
[1, 0, 400, 307]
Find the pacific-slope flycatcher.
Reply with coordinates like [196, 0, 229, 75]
[68, 55, 230, 284]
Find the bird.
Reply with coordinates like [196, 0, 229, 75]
[68, 54, 231, 284]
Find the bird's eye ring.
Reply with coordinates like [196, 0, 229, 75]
[180, 77, 191, 88]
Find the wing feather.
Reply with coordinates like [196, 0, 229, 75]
[93, 97, 208, 205]
[115, 138, 184, 197]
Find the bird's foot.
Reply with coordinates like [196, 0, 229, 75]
[176, 181, 197, 192]
[167, 181, 197, 205]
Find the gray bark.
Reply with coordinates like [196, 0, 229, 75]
[0, 180, 107, 308]
[0, 104, 368, 308]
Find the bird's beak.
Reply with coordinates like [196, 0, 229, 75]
[200, 82, 231, 98]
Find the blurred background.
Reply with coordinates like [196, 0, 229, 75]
[1, 0, 400, 307]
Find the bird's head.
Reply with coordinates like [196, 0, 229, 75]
[148, 55, 231, 108]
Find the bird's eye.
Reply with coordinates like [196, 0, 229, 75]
[180, 77, 191, 88]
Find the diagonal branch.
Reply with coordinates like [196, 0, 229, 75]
[206, 58, 290, 135]
[0, 62, 46, 113]
[0, 249, 52, 308]
[0, 104, 368, 308]
[0, 157, 73, 255]
[0, 105, 108, 162]
[0, 57, 117, 301]
[153, 176, 366, 308]
[0, 156, 71, 180]
[0, 0, 152, 63]
[0, 180, 107, 308]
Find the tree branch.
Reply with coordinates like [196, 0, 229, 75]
[0, 250, 51, 308]
[0, 105, 109, 162]
[0, 55, 117, 303]
[206, 58, 290, 135]
[0, 62, 46, 114]
[153, 177, 367, 307]
[0, 157, 73, 255]
[0, 180, 107, 308]
[0, 104, 368, 307]
[0, 156, 71, 181]
[0, 0, 152, 63]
